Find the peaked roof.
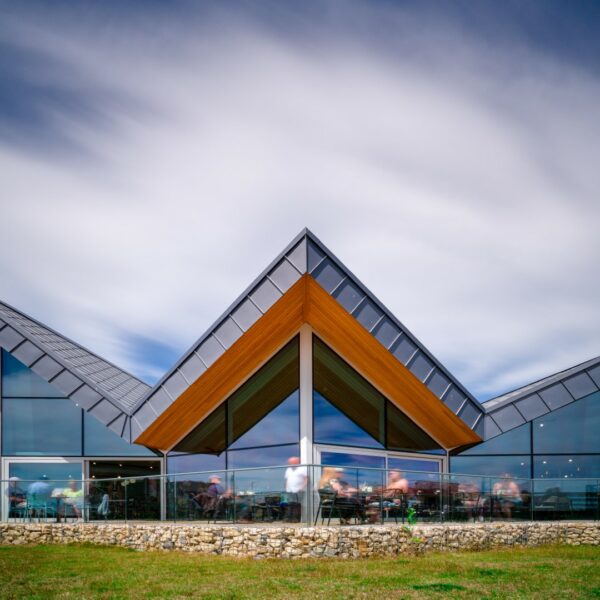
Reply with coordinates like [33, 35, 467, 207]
[0, 300, 150, 442]
[131, 229, 485, 444]
[479, 354, 600, 440]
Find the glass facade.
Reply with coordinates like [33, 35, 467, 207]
[169, 336, 300, 470]
[452, 391, 600, 479]
[533, 391, 600, 454]
[3, 398, 83, 456]
[313, 336, 443, 453]
[1, 350, 156, 459]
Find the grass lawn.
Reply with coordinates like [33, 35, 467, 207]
[0, 544, 598, 599]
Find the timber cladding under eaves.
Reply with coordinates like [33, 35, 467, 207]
[135, 275, 481, 451]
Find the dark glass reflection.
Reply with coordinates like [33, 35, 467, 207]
[387, 402, 442, 453]
[314, 391, 383, 449]
[227, 444, 299, 469]
[2, 350, 64, 398]
[534, 455, 600, 479]
[228, 338, 299, 447]
[229, 391, 299, 450]
[3, 398, 82, 456]
[84, 413, 156, 457]
[313, 337, 385, 445]
[174, 337, 299, 454]
[313, 336, 442, 453]
[533, 392, 600, 454]
[451, 455, 531, 479]
[174, 404, 227, 454]
[456, 423, 531, 456]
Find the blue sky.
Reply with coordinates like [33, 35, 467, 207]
[1, 1, 599, 400]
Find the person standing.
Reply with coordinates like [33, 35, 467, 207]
[284, 457, 307, 522]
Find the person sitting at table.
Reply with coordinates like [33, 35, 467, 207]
[385, 471, 409, 495]
[27, 475, 52, 519]
[63, 480, 84, 519]
[492, 475, 522, 518]
[7, 477, 26, 518]
[321, 467, 366, 525]
[379, 470, 409, 521]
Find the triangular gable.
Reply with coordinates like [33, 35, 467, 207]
[136, 275, 481, 451]
[132, 229, 484, 443]
[0, 301, 150, 442]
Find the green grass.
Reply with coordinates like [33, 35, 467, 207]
[0, 544, 598, 599]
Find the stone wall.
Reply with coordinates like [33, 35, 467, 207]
[0, 522, 598, 558]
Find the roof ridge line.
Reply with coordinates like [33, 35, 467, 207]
[304, 230, 481, 409]
[486, 353, 600, 404]
[0, 298, 149, 390]
[131, 227, 311, 412]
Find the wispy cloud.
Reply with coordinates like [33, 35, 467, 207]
[1, 2, 599, 397]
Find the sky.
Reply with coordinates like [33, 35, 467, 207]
[1, 1, 599, 401]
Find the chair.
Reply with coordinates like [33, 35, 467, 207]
[384, 490, 407, 524]
[26, 493, 55, 522]
[252, 495, 282, 522]
[315, 489, 338, 525]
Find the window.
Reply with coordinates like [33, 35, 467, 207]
[171, 337, 300, 465]
[450, 455, 530, 479]
[313, 336, 385, 447]
[533, 392, 600, 454]
[314, 391, 383, 449]
[313, 336, 442, 452]
[227, 444, 299, 469]
[2, 350, 63, 397]
[3, 398, 82, 456]
[534, 455, 600, 479]
[8, 462, 83, 487]
[167, 453, 225, 475]
[229, 391, 299, 450]
[84, 412, 156, 457]
[456, 423, 531, 456]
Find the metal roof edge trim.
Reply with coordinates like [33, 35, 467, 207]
[131, 228, 311, 412]
[0, 303, 146, 417]
[303, 229, 481, 409]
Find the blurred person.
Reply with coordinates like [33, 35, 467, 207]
[63, 480, 84, 519]
[284, 456, 307, 521]
[492, 475, 522, 519]
[7, 477, 26, 517]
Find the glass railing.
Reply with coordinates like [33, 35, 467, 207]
[2, 467, 598, 524]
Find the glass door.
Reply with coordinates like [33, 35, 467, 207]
[314, 446, 444, 522]
[2, 458, 83, 521]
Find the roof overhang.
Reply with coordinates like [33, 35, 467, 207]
[135, 274, 481, 451]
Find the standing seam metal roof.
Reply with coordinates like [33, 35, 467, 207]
[479, 355, 600, 440]
[0, 301, 151, 443]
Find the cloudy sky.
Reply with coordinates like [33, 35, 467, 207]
[1, 1, 599, 401]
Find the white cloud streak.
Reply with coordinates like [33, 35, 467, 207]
[0, 4, 599, 396]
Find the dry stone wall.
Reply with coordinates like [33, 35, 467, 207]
[0, 522, 598, 558]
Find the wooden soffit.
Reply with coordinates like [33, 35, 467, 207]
[136, 274, 481, 451]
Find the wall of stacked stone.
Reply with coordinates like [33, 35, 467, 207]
[0, 522, 598, 558]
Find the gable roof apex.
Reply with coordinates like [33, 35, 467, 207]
[132, 229, 484, 441]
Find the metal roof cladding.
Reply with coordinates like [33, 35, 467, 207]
[129, 229, 485, 441]
[1, 228, 597, 445]
[0, 301, 150, 442]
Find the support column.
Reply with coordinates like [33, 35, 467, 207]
[299, 324, 314, 523]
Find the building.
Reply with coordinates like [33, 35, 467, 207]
[0, 229, 598, 521]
